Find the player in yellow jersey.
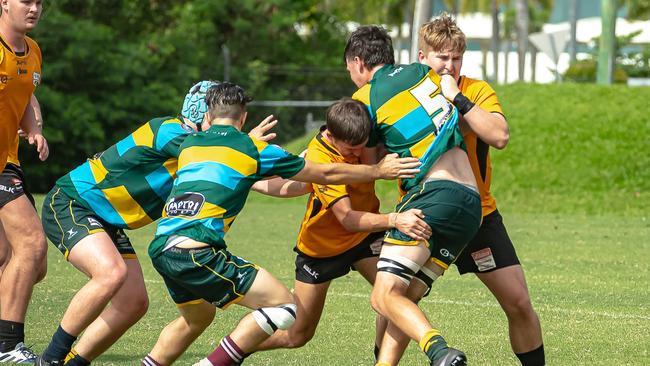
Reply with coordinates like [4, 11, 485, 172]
[418, 14, 544, 366]
[0, 0, 48, 363]
[251, 98, 432, 356]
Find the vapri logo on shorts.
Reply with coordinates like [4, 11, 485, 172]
[165, 193, 206, 217]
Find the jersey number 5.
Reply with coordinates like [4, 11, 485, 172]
[409, 78, 452, 133]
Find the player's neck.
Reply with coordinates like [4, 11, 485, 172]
[0, 18, 27, 53]
[208, 118, 242, 131]
[368, 64, 386, 80]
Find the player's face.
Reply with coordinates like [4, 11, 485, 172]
[419, 48, 463, 82]
[346, 57, 369, 88]
[331, 137, 367, 160]
[1, 0, 42, 32]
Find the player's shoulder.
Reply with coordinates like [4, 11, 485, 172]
[24, 36, 41, 59]
[459, 76, 496, 95]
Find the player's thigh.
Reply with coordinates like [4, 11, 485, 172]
[177, 299, 216, 326]
[0, 194, 45, 253]
[239, 268, 293, 309]
[67, 232, 127, 279]
[354, 256, 379, 285]
[380, 241, 431, 268]
[476, 264, 532, 308]
[289, 280, 331, 334]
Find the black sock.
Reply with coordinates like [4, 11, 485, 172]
[0, 319, 24, 352]
[42, 325, 77, 362]
[516, 344, 545, 366]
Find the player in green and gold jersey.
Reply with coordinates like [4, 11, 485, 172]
[345, 26, 482, 366]
[36, 81, 279, 366]
[142, 83, 422, 366]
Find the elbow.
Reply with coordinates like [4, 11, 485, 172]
[492, 130, 509, 150]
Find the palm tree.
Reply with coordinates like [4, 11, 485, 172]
[515, 0, 529, 81]
[597, 0, 617, 84]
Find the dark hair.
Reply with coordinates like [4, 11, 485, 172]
[343, 25, 395, 68]
[204, 82, 253, 120]
[326, 98, 372, 146]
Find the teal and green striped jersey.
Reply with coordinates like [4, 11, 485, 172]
[56, 117, 191, 229]
[149, 124, 306, 257]
[352, 63, 464, 192]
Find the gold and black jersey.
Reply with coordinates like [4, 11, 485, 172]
[296, 129, 380, 258]
[0, 34, 42, 170]
[458, 76, 504, 217]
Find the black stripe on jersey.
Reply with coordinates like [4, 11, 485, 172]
[476, 138, 489, 182]
[0, 35, 12, 54]
[307, 196, 322, 220]
[315, 132, 341, 157]
[0, 36, 29, 55]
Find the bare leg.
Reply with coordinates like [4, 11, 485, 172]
[73, 258, 149, 360]
[476, 265, 543, 353]
[0, 195, 47, 323]
[148, 301, 216, 365]
[59, 233, 128, 336]
[255, 280, 331, 350]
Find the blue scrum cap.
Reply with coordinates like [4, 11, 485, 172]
[180, 80, 219, 126]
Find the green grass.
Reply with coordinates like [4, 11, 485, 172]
[24, 83, 650, 364]
[26, 194, 650, 365]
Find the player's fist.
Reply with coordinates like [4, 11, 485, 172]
[440, 74, 460, 102]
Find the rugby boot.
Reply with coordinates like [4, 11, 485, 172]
[0, 342, 37, 363]
[431, 347, 467, 366]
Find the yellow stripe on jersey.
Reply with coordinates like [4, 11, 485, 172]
[197, 201, 227, 219]
[352, 84, 371, 105]
[409, 132, 435, 158]
[162, 158, 178, 179]
[375, 89, 422, 126]
[88, 159, 109, 183]
[101, 185, 153, 228]
[251, 138, 268, 153]
[223, 216, 237, 233]
[179, 146, 257, 177]
[131, 122, 154, 148]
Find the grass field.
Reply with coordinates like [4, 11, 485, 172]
[26, 194, 650, 365]
[22, 83, 650, 365]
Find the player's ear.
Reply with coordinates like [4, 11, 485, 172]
[417, 50, 426, 63]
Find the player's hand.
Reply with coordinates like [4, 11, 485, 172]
[440, 74, 460, 102]
[28, 132, 49, 161]
[393, 209, 432, 241]
[249, 114, 278, 142]
[375, 153, 421, 180]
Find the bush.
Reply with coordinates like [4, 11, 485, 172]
[564, 59, 628, 83]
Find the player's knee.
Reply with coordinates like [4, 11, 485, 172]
[503, 294, 536, 320]
[252, 303, 297, 335]
[95, 260, 129, 291]
[286, 329, 314, 348]
[124, 291, 149, 320]
[35, 258, 47, 283]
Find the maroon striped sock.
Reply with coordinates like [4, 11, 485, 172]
[206, 335, 246, 365]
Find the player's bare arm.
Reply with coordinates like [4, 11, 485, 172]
[251, 177, 311, 197]
[440, 74, 509, 149]
[330, 197, 432, 242]
[19, 95, 48, 161]
[290, 153, 421, 185]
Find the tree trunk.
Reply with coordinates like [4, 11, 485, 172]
[516, 0, 529, 81]
[491, 0, 500, 82]
[597, 0, 617, 85]
[411, 0, 432, 63]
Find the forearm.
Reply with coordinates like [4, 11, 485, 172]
[20, 95, 43, 135]
[462, 107, 509, 149]
[305, 163, 379, 185]
[339, 210, 395, 233]
[251, 178, 310, 198]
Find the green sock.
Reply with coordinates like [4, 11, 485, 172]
[419, 330, 448, 362]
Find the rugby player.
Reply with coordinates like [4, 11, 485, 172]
[345, 25, 482, 366]
[35, 80, 277, 366]
[417, 15, 544, 366]
[0, 0, 47, 362]
[141, 83, 421, 366]
[251, 98, 432, 356]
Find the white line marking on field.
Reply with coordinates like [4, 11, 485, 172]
[331, 291, 650, 321]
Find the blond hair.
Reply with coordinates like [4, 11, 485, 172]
[419, 13, 466, 54]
